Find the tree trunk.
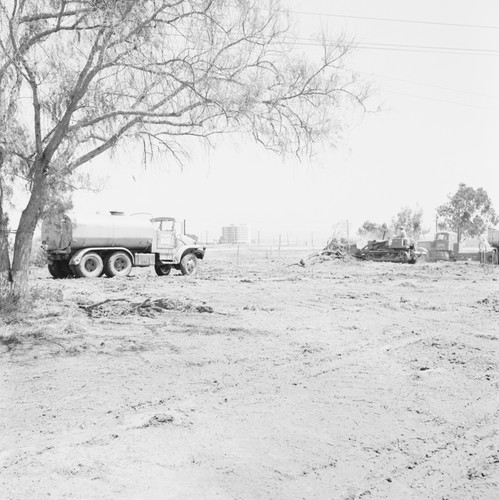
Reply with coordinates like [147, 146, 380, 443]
[0, 204, 13, 301]
[10, 165, 47, 299]
[0, 152, 13, 301]
[10, 226, 35, 299]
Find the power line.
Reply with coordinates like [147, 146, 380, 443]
[354, 44, 499, 56]
[356, 41, 499, 54]
[385, 89, 499, 111]
[290, 35, 499, 55]
[286, 9, 499, 30]
[287, 39, 499, 56]
[365, 73, 499, 100]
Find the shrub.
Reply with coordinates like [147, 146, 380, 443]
[31, 236, 47, 268]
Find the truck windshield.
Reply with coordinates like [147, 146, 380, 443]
[156, 220, 174, 231]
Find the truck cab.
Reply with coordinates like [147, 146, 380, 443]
[151, 217, 177, 261]
[417, 231, 458, 261]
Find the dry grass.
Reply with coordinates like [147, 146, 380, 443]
[0, 284, 79, 352]
[0, 326, 21, 349]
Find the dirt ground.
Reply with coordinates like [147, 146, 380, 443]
[1, 247, 499, 499]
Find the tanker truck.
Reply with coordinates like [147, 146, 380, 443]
[41, 212, 205, 278]
[487, 228, 499, 264]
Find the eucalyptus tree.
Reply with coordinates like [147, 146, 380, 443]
[437, 183, 497, 241]
[0, 0, 369, 298]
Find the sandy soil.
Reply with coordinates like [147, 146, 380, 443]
[1, 247, 499, 499]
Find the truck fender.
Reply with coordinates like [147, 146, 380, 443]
[173, 246, 205, 264]
[70, 247, 134, 266]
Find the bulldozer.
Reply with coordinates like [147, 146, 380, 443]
[355, 237, 424, 264]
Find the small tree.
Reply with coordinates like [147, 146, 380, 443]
[437, 183, 498, 241]
[0, 0, 371, 299]
[357, 220, 389, 240]
[391, 206, 425, 238]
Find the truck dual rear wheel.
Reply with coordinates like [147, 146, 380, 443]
[104, 252, 132, 278]
[155, 263, 172, 276]
[180, 253, 198, 276]
[76, 252, 104, 278]
[48, 261, 73, 279]
[48, 263, 58, 278]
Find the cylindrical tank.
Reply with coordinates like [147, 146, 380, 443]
[41, 213, 154, 253]
[489, 228, 499, 249]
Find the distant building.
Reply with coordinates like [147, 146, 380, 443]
[221, 224, 251, 245]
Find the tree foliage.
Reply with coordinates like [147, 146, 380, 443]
[357, 206, 426, 240]
[357, 220, 388, 240]
[391, 206, 425, 237]
[436, 183, 498, 240]
[0, 0, 370, 298]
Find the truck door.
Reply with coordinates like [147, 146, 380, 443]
[156, 219, 176, 261]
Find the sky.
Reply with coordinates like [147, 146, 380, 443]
[70, 0, 499, 245]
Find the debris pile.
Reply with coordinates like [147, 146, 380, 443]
[141, 413, 175, 428]
[477, 296, 499, 313]
[79, 297, 214, 318]
[296, 236, 350, 267]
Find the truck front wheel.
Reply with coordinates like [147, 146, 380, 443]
[180, 253, 198, 276]
[76, 252, 104, 278]
[104, 252, 132, 277]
